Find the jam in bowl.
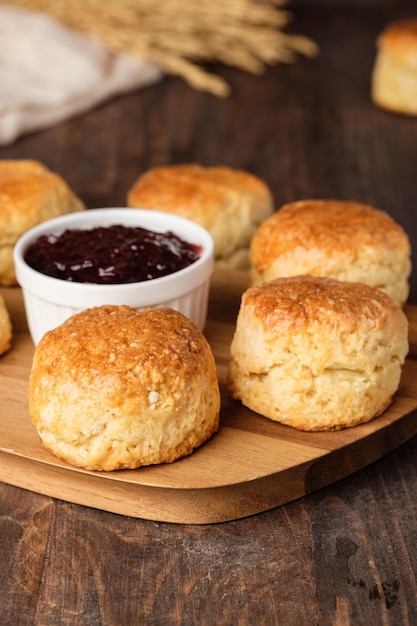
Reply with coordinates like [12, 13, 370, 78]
[24, 224, 201, 284]
[13, 208, 214, 344]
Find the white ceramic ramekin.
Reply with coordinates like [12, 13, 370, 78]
[13, 208, 214, 345]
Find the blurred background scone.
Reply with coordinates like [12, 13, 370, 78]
[29, 305, 220, 471]
[249, 199, 411, 307]
[0, 294, 12, 355]
[0, 159, 85, 286]
[371, 18, 417, 116]
[227, 275, 409, 432]
[127, 163, 274, 269]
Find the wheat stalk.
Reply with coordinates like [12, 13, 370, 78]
[5, 0, 318, 96]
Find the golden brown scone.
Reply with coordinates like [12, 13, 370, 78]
[0, 294, 12, 355]
[371, 18, 417, 115]
[250, 199, 411, 307]
[127, 163, 274, 269]
[29, 305, 220, 471]
[227, 275, 409, 431]
[0, 159, 85, 286]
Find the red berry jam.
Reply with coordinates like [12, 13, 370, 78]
[24, 224, 201, 284]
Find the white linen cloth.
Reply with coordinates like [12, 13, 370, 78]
[0, 5, 162, 146]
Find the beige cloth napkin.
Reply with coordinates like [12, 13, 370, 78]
[0, 5, 162, 146]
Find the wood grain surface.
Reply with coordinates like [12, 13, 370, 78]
[2, 1, 417, 624]
[1, 271, 417, 524]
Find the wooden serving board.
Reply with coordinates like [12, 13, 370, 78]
[1, 269, 417, 524]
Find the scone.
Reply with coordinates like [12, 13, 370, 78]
[0, 159, 85, 285]
[0, 294, 12, 355]
[250, 199, 411, 307]
[227, 275, 409, 431]
[371, 18, 417, 115]
[29, 305, 220, 471]
[127, 163, 274, 269]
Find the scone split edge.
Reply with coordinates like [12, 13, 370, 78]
[227, 276, 409, 432]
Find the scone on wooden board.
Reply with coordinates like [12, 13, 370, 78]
[249, 199, 411, 307]
[227, 275, 409, 432]
[29, 305, 220, 471]
[371, 18, 417, 116]
[127, 163, 274, 269]
[0, 293, 12, 356]
[0, 159, 85, 286]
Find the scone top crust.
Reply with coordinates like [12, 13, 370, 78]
[241, 275, 408, 338]
[31, 305, 217, 393]
[127, 163, 272, 220]
[0, 159, 85, 246]
[377, 18, 417, 70]
[249, 199, 411, 306]
[250, 199, 410, 273]
[127, 163, 274, 263]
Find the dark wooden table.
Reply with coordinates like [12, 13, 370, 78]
[1, 1, 417, 624]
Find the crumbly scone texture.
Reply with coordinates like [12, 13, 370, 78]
[0, 293, 12, 355]
[127, 163, 274, 269]
[227, 275, 409, 431]
[249, 199, 412, 307]
[0, 159, 85, 285]
[29, 305, 220, 471]
[371, 18, 417, 115]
